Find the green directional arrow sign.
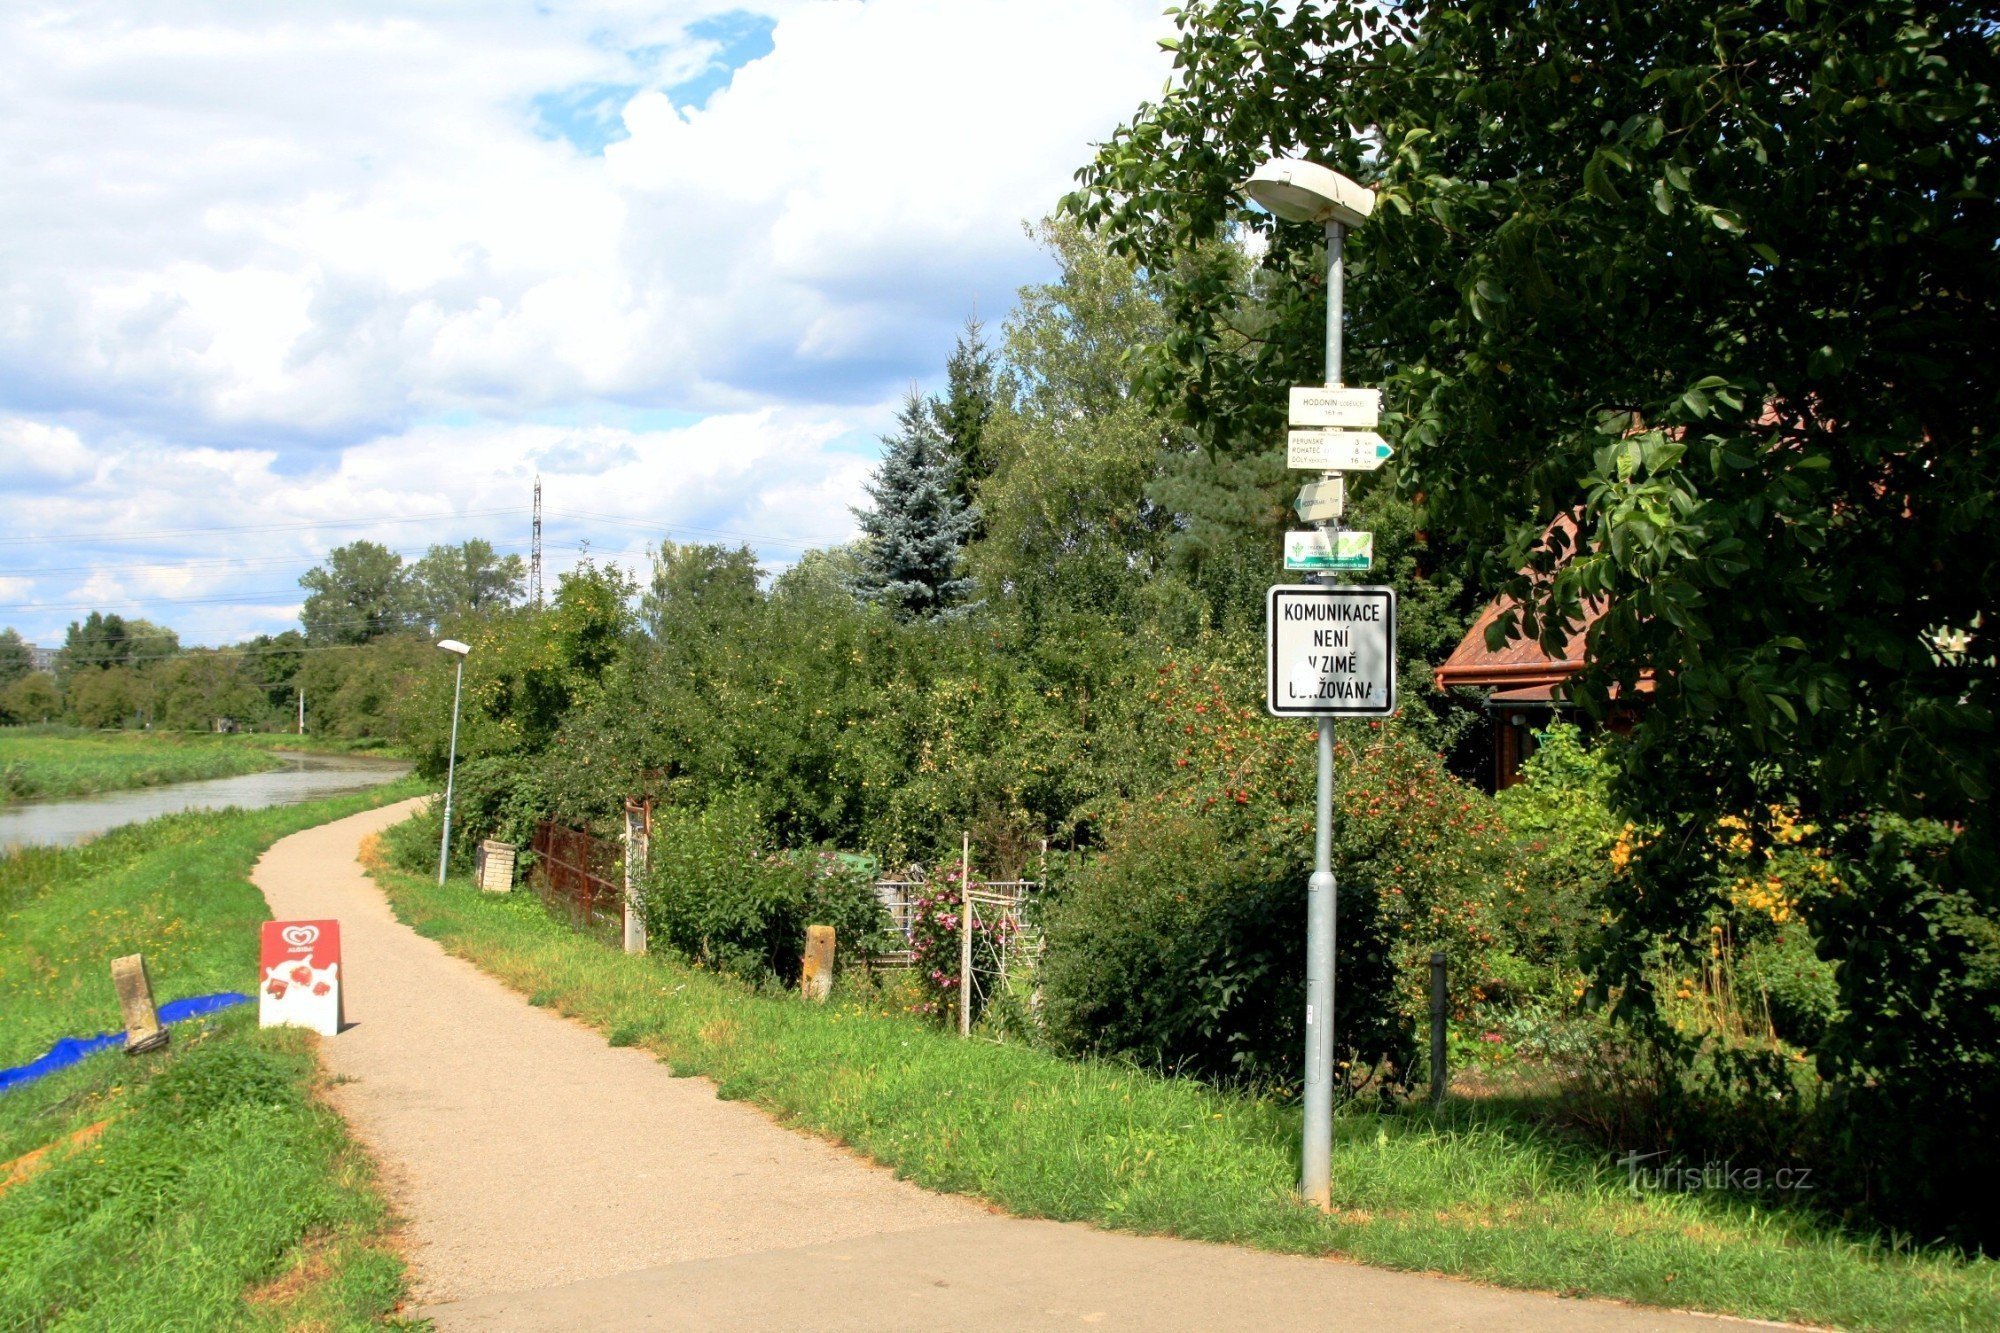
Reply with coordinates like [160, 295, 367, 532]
[1288, 429, 1392, 471]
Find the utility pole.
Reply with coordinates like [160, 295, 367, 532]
[297, 689, 304, 735]
[530, 475, 544, 608]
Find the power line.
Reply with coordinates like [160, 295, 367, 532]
[0, 506, 533, 547]
[0, 537, 540, 580]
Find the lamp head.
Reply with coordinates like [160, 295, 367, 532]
[436, 639, 471, 657]
[1243, 157, 1374, 229]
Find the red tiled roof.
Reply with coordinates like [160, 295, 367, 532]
[1433, 514, 1599, 692]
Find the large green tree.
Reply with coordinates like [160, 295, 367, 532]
[411, 539, 526, 628]
[299, 540, 414, 645]
[1070, 0, 1999, 1242]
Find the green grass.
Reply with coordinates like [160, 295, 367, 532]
[0, 729, 287, 803]
[0, 782, 424, 1329]
[365, 832, 2000, 1332]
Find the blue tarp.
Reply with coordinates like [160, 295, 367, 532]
[0, 992, 251, 1094]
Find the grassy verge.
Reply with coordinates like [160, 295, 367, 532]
[0, 728, 286, 803]
[364, 832, 1999, 1332]
[0, 782, 423, 1328]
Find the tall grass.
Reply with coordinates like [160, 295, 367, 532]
[365, 826, 2000, 1332]
[0, 783, 422, 1328]
[0, 729, 284, 803]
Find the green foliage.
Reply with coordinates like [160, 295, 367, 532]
[59, 611, 180, 680]
[1072, 0, 1999, 1247]
[0, 628, 30, 686]
[1042, 807, 1409, 1090]
[299, 539, 415, 645]
[932, 316, 998, 511]
[0, 671, 59, 725]
[410, 538, 526, 629]
[637, 794, 889, 983]
[1494, 725, 1621, 970]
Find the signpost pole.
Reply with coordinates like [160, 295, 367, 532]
[1300, 219, 1345, 1212]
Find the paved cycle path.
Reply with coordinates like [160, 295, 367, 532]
[256, 803, 1753, 1331]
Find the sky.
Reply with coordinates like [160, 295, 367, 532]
[0, 0, 1175, 649]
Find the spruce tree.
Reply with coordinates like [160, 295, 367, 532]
[853, 388, 978, 620]
[929, 317, 997, 512]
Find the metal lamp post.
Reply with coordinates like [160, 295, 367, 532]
[435, 639, 470, 886]
[1243, 155, 1375, 1212]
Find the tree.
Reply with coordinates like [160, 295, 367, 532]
[411, 539, 525, 628]
[153, 651, 267, 730]
[0, 671, 59, 724]
[1070, 0, 2000, 1244]
[641, 541, 762, 642]
[852, 389, 979, 620]
[299, 541, 414, 644]
[931, 317, 998, 511]
[57, 613, 178, 679]
[237, 630, 308, 710]
[0, 628, 30, 687]
[970, 220, 1173, 620]
[66, 665, 149, 729]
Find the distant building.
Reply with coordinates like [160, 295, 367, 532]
[26, 643, 57, 674]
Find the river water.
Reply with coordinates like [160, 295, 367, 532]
[0, 750, 413, 851]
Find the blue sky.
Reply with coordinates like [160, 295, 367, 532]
[0, 1, 1170, 648]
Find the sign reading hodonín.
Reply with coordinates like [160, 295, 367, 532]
[1266, 585, 1397, 717]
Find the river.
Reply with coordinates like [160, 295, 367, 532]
[0, 750, 413, 851]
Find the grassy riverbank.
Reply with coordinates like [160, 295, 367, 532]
[0, 783, 422, 1328]
[364, 826, 1999, 1332]
[0, 728, 288, 803]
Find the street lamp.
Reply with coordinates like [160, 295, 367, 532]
[435, 639, 470, 886]
[1243, 154, 1375, 1212]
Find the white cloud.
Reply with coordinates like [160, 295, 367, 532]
[0, 406, 882, 645]
[0, 0, 1173, 644]
[0, 0, 1170, 442]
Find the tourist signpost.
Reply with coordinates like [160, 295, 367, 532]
[1245, 154, 1397, 1212]
[1288, 429, 1392, 471]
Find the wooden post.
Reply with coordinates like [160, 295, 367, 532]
[959, 832, 973, 1037]
[110, 954, 168, 1056]
[800, 925, 836, 1001]
[1430, 951, 1449, 1107]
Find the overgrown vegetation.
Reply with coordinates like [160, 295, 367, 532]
[0, 785, 419, 1327]
[363, 829, 2000, 1331]
[0, 728, 285, 803]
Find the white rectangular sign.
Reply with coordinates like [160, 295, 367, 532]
[1289, 387, 1380, 428]
[1266, 585, 1397, 717]
[1288, 429, 1392, 471]
[1294, 476, 1345, 523]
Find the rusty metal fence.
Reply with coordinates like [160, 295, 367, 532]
[530, 819, 624, 941]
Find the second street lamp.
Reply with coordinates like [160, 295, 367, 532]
[1243, 154, 1376, 1212]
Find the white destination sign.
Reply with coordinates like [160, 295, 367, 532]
[1288, 429, 1392, 471]
[1266, 585, 1397, 717]
[1288, 387, 1381, 428]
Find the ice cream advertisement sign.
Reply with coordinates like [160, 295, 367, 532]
[259, 920, 342, 1037]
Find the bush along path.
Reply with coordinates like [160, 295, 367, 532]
[355, 816, 1998, 1331]
[0, 784, 422, 1330]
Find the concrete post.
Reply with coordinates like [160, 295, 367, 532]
[800, 925, 836, 1002]
[111, 954, 168, 1056]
